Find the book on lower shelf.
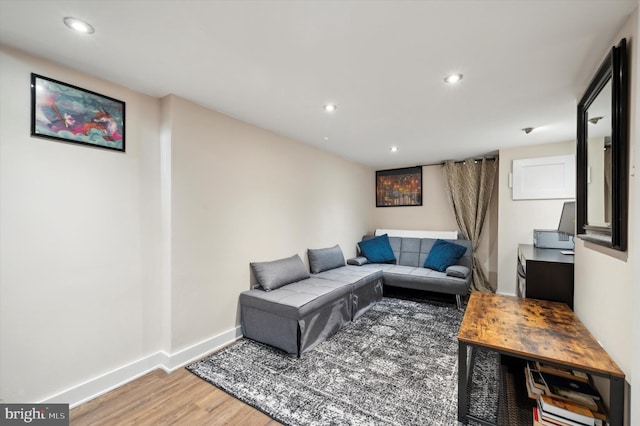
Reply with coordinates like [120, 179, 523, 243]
[525, 362, 608, 426]
[534, 405, 599, 426]
[534, 362, 590, 383]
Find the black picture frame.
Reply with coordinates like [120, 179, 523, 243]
[376, 166, 423, 207]
[31, 73, 125, 152]
[576, 39, 628, 251]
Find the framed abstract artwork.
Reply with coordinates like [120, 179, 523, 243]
[376, 166, 423, 207]
[31, 73, 125, 152]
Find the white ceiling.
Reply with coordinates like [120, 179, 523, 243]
[0, 0, 637, 168]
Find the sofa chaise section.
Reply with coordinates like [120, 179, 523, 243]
[311, 265, 383, 320]
[240, 277, 352, 356]
[240, 246, 383, 356]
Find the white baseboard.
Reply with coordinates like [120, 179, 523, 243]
[41, 326, 242, 408]
[161, 325, 243, 372]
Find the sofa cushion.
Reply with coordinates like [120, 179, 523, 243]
[446, 265, 471, 279]
[383, 265, 469, 295]
[313, 265, 383, 289]
[423, 239, 468, 272]
[358, 234, 396, 263]
[240, 277, 352, 319]
[308, 244, 346, 273]
[251, 254, 310, 291]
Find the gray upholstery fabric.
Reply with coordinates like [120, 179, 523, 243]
[347, 256, 368, 266]
[391, 237, 472, 270]
[240, 278, 351, 319]
[298, 298, 351, 355]
[241, 294, 350, 356]
[446, 265, 471, 279]
[365, 236, 472, 270]
[313, 265, 382, 288]
[250, 254, 310, 291]
[382, 265, 468, 295]
[240, 236, 473, 357]
[313, 265, 384, 320]
[307, 245, 346, 273]
[240, 266, 384, 356]
[240, 305, 300, 354]
[357, 236, 473, 297]
[240, 277, 355, 356]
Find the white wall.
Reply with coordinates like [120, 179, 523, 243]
[0, 46, 374, 405]
[496, 10, 638, 423]
[0, 45, 163, 403]
[496, 141, 575, 296]
[164, 94, 373, 352]
[573, 10, 638, 425]
[373, 165, 457, 233]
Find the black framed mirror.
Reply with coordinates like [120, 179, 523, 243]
[576, 38, 628, 251]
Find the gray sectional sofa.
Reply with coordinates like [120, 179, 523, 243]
[240, 248, 383, 356]
[353, 235, 473, 309]
[240, 236, 472, 356]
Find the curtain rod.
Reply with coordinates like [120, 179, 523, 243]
[416, 156, 497, 168]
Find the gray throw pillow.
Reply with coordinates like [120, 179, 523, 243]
[347, 256, 368, 266]
[446, 265, 471, 279]
[307, 245, 346, 274]
[251, 254, 310, 291]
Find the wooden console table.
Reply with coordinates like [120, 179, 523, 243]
[457, 292, 625, 425]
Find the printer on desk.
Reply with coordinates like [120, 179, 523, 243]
[533, 201, 576, 250]
[533, 229, 575, 249]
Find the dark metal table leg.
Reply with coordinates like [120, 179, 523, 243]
[609, 376, 625, 426]
[458, 341, 468, 425]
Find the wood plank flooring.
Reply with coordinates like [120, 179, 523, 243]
[70, 368, 281, 426]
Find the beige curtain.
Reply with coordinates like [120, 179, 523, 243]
[444, 158, 497, 292]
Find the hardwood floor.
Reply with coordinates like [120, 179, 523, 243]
[70, 368, 281, 425]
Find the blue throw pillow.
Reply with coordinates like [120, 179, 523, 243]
[358, 234, 396, 263]
[423, 239, 467, 272]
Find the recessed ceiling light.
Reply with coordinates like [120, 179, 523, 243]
[323, 136, 329, 141]
[444, 73, 463, 84]
[389, 146, 399, 153]
[323, 104, 337, 112]
[63, 17, 95, 34]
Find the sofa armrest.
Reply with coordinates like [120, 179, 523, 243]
[347, 256, 369, 266]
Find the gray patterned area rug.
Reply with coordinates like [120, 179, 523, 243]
[187, 297, 498, 426]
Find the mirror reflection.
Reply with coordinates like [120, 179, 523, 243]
[586, 80, 611, 229]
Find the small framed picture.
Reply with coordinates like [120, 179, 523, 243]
[31, 73, 125, 152]
[376, 166, 423, 207]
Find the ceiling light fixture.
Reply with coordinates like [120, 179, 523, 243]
[389, 146, 399, 153]
[63, 17, 95, 34]
[588, 116, 603, 124]
[522, 127, 534, 134]
[323, 104, 337, 112]
[444, 73, 463, 84]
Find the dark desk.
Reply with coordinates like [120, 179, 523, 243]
[517, 244, 574, 309]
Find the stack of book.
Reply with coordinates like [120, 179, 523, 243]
[525, 361, 608, 426]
